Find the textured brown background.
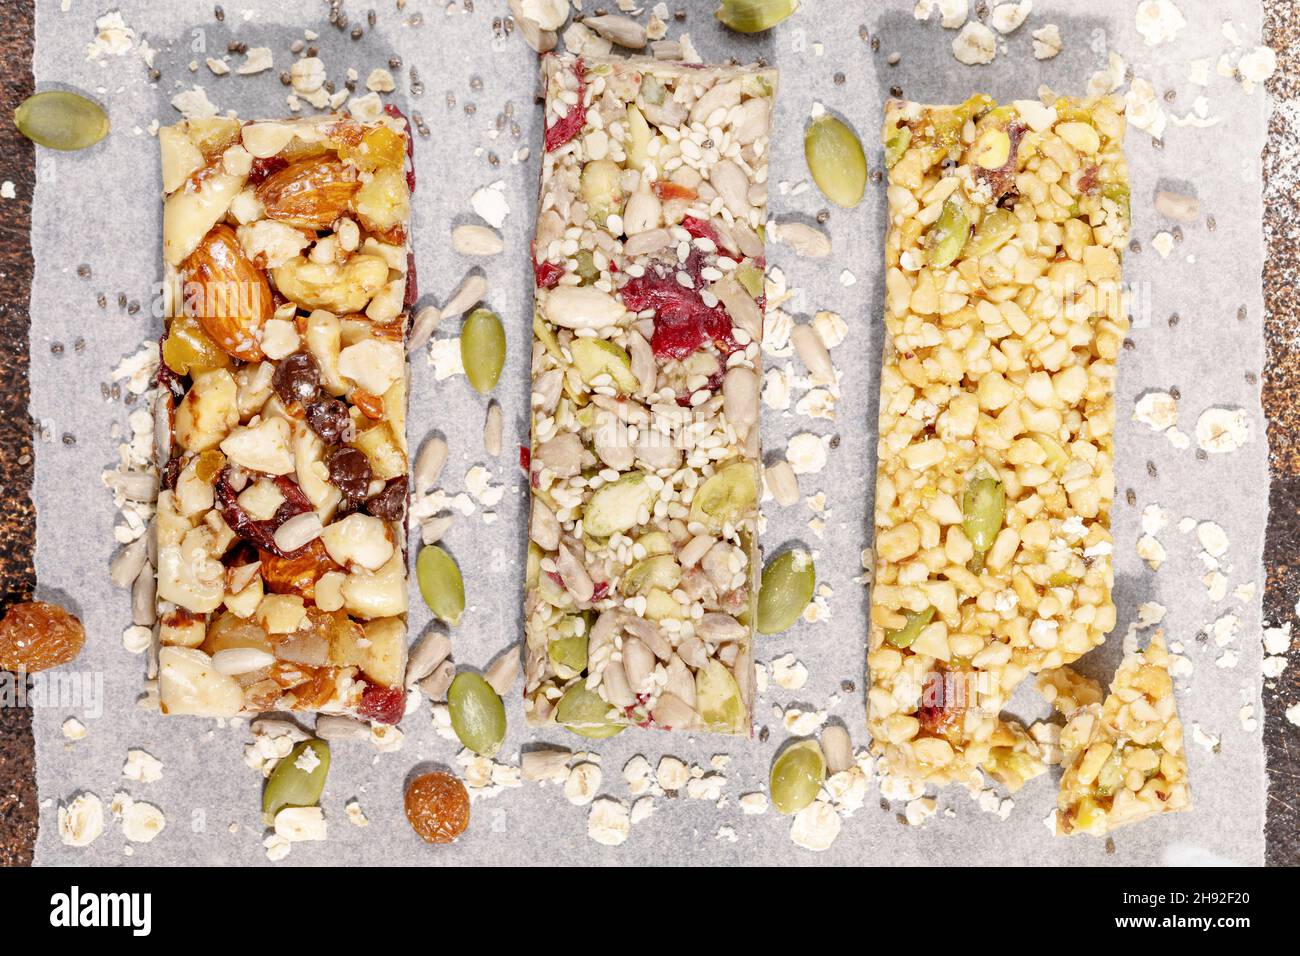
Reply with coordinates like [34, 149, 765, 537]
[1, 1, 1297, 865]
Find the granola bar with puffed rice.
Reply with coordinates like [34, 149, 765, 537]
[866, 94, 1130, 786]
[524, 56, 776, 736]
[154, 111, 414, 724]
[1053, 632, 1190, 835]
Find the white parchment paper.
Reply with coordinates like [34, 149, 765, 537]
[30, 0, 1268, 865]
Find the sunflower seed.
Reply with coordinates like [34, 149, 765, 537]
[418, 659, 456, 700]
[405, 631, 452, 687]
[776, 220, 832, 257]
[484, 649, 519, 695]
[407, 304, 442, 352]
[414, 435, 449, 493]
[791, 323, 834, 383]
[419, 513, 454, 545]
[442, 273, 487, 320]
[451, 223, 505, 256]
[314, 714, 371, 741]
[765, 460, 801, 506]
[484, 401, 503, 456]
[583, 14, 647, 48]
[110, 537, 149, 589]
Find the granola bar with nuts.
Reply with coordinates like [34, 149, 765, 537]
[155, 111, 414, 724]
[866, 94, 1130, 786]
[1053, 632, 1190, 835]
[524, 56, 776, 736]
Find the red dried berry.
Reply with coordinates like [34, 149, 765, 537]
[358, 682, 405, 725]
[543, 58, 587, 152]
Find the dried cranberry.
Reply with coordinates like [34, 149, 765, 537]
[533, 258, 564, 289]
[272, 351, 321, 406]
[518, 445, 531, 473]
[652, 181, 698, 202]
[305, 399, 351, 443]
[591, 581, 609, 601]
[544, 58, 587, 152]
[214, 468, 312, 557]
[680, 215, 720, 247]
[327, 446, 372, 502]
[358, 683, 405, 724]
[620, 264, 735, 361]
[364, 476, 407, 521]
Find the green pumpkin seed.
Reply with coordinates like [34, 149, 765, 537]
[885, 605, 935, 650]
[14, 90, 109, 151]
[460, 308, 506, 394]
[715, 0, 799, 33]
[262, 739, 330, 825]
[570, 337, 639, 393]
[1102, 182, 1130, 225]
[805, 115, 867, 209]
[555, 682, 625, 739]
[884, 125, 911, 169]
[926, 199, 971, 268]
[695, 658, 747, 734]
[756, 547, 816, 635]
[417, 545, 465, 625]
[963, 475, 1005, 553]
[769, 739, 825, 815]
[549, 635, 589, 677]
[447, 671, 507, 757]
[735, 263, 765, 298]
[963, 207, 1019, 258]
[689, 461, 758, 532]
[584, 471, 654, 538]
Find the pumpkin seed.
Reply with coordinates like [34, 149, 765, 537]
[570, 337, 639, 393]
[689, 461, 758, 532]
[715, 0, 799, 33]
[460, 307, 506, 394]
[14, 90, 109, 151]
[695, 658, 747, 734]
[926, 198, 971, 267]
[962, 475, 1005, 553]
[804, 115, 866, 209]
[555, 682, 625, 739]
[584, 471, 653, 538]
[548, 635, 588, 677]
[884, 124, 911, 169]
[447, 671, 507, 757]
[963, 207, 1018, 258]
[757, 547, 816, 635]
[262, 739, 330, 825]
[769, 739, 825, 815]
[885, 605, 935, 649]
[417, 545, 465, 625]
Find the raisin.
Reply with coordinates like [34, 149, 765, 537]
[305, 399, 351, 443]
[404, 771, 470, 844]
[272, 350, 321, 406]
[0, 601, 85, 673]
[364, 476, 407, 521]
[327, 446, 372, 502]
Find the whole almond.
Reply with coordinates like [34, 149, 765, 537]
[256, 157, 360, 229]
[182, 223, 273, 362]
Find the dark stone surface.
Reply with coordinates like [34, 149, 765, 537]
[0, 0, 37, 867]
[0, 0, 1296, 866]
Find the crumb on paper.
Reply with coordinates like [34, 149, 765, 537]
[952, 22, 997, 66]
[58, 793, 104, 847]
[586, 797, 630, 846]
[789, 800, 841, 851]
[1135, 0, 1186, 47]
[123, 749, 163, 783]
[1032, 24, 1062, 60]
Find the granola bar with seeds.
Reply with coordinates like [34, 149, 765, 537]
[1054, 632, 1190, 835]
[867, 94, 1129, 786]
[524, 56, 776, 736]
[154, 110, 414, 723]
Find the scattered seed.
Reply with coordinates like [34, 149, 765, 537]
[417, 545, 465, 626]
[447, 671, 507, 756]
[414, 435, 449, 493]
[770, 739, 825, 815]
[15, 91, 109, 151]
[451, 223, 505, 256]
[460, 307, 506, 394]
[407, 305, 442, 352]
[484, 402, 503, 457]
[441, 272, 487, 319]
[805, 115, 866, 208]
[756, 548, 816, 635]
